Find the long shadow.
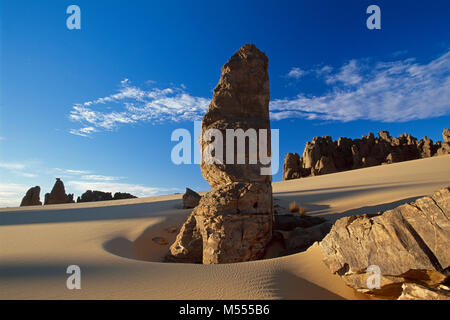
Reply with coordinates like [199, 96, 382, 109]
[0, 198, 187, 226]
[273, 182, 391, 195]
[0, 262, 133, 280]
[322, 196, 423, 222]
[102, 216, 187, 262]
[273, 181, 443, 199]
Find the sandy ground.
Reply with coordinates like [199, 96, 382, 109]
[0, 155, 449, 299]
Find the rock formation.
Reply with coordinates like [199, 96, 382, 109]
[76, 191, 137, 203]
[168, 44, 273, 264]
[182, 188, 201, 209]
[112, 192, 137, 200]
[319, 187, 450, 298]
[283, 128, 450, 180]
[436, 128, 450, 156]
[20, 186, 42, 206]
[44, 178, 74, 205]
[77, 190, 113, 203]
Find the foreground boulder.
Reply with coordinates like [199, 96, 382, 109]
[20, 186, 42, 206]
[319, 187, 450, 298]
[182, 188, 201, 209]
[168, 44, 273, 264]
[44, 178, 74, 205]
[283, 128, 450, 180]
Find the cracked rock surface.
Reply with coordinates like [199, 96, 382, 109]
[319, 187, 450, 298]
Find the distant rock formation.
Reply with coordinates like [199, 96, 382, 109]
[319, 187, 450, 299]
[112, 192, 137, 200]
[182, 188, 201, 209]
[77, 190, 137, 203]
[283, 128, 450, 180]
[20, 186, 42, 206]
[168, 44, 273, 264]
[44, 178, 74, 205]
[77, 190, 113, 203]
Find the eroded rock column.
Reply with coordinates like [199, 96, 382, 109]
[168, 44, 273, 264]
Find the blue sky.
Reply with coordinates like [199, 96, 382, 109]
[0, 0, 449, 207]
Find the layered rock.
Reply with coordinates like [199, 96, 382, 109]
[182, 188, 201, 209]
[283, 128, 450, 180]
[319, 187, 450, 298]
[20, 186, 42, 206]
[168, 44, 273, 264]
[44, 178, 74, 205]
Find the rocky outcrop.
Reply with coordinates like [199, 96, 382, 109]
[182, 188, 201, 209]
[112, 192, 137, 200]
[76, 190, 137, 203]
[20, 186, 42, 206]
[168, 44, 273, 264]
[283, 128, 450, 180]
[282, 153, 310, 180]
[77, 190, 113, 203]
[398, 283, 450, 300]
[44, 178, 74, 205]
[436, 128, 450, 156]
[443, 128, 450, 143]
[319, 187, 450, 298]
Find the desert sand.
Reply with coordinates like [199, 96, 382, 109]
[1, 154, 449, 300]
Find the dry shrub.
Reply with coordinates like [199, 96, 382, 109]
[289, 201, 308, 216]
[289, 201, 299, 213]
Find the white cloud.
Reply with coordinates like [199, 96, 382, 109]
[0, 137, 5, 141]
[68, 50, 450, 132]
[325, 59, 363, 85]
[69, 80, 209, 136]
[80, 174, 123, 181]
[16, 172, 37, 178]
[67, 180, 180, 198]
[52, 168, 91, 176]
[69, 127, 97, 137]
[286, 67, 306, 79]
[0, 183, 28, 207]
[0, 162, 26, 170]
[271, 50, 450, 122]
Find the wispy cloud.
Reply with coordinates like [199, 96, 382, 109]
[68, 50, 450, 133]
[67, 180, 180, 198]
[286, 67, 306, 79]
[52, 168, 91, 176]
[69, 79, 209, 136]
[0, 162, 26, 170]
[0, 137, 5, 141]
[0, 183, 28, 207]
[271, 50, 450, 122]
[80, 174, 123, 181]
[16, 172, 37, 178]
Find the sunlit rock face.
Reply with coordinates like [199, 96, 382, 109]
[168, 44, 273, 264]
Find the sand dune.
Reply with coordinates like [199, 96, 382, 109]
[0, 155, 449, 299]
